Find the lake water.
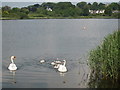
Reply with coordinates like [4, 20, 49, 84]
[2, 19, 118, 88]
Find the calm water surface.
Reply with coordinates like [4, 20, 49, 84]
[2, 19, 118, 88]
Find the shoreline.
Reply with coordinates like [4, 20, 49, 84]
[0, 16, 119, 20]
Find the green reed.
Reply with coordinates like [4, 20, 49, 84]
[88, 30, 120, 81]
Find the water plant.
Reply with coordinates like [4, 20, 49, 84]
[88, 30, 120, 88]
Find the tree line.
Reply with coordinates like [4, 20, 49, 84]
[1, 2, 120, 19]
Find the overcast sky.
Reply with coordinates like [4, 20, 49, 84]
[1, 0, 120, 2]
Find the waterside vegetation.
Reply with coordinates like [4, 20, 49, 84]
[88, 30, 120, 88]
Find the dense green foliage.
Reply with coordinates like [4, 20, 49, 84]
[88, 30, 120, 85]
[105, 7, 112, 16]
[1, 2, 120, 19]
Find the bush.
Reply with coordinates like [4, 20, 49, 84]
[112, 13, 120, 19]
[19, 12, 28, 19]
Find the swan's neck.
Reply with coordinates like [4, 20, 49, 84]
[11, 59, 14, 64]
[63, 61, 66, 66]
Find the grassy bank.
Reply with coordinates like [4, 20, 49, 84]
[28, 16, 116, 19]
[88, 30, 120, 84]
[0, 15, 118, 20]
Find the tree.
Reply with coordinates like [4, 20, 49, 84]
[2, 11, 9, 17]
[53, 2, 75, 17]
[21, 7, 29, 14]
[88, 3, 92, 9]
[2, 6, 11, 11]
[28, 5, 37, 12]
[77, 2, 87, 9]
[109, 2, 119, 10]
[66, 7, 76, 16]
[82, 5, 90, 16]
[46, 11, 56, 17]
[41, 2, 56, 9]
[105, 7, 112, 16]
[112, 13, 120, 18]
[98, 3, 105, 10]
[55, 2, 75, 10]
[74, 7, 83, 16]
[18, 12, 28, 19]
[2, 6, 11, 17]
[34, 4, 40, 8]
[91, 2, 99, 10]
[35, 7, 47, 16]
[11, 7, 20, 12]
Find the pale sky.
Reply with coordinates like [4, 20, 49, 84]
[1, 0, 120, 2]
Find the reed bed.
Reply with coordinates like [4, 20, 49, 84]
[88, 30, 120, 82]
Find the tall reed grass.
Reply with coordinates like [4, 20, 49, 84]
[88, 30, 120, 81]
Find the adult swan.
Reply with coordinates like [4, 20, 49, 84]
[58, 60, 67, 73]
[8, 56, 17, 71]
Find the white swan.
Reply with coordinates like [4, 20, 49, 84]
[54, 60, 62, 64]
[55, 58, 62, 64]
[51, 61, 56, 65]
[54, 63, 60, 69]
[51, 60, 62, 65]
[58, 60, 67, 73]
[51, 59, 62, 69]
[8, 56, 17, 71]
[40, 59, 45, 64]
[51, 61, 60, 68]
[51, 58, 62, 66]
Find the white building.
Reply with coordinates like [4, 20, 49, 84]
[99, 10, 105, 14]
[112, 10, 119, 13]
[89, 10, 105, 14]
[46, 7, 52, 11]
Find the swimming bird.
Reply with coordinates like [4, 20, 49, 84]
[51, 58, 62, 66]
[54, 60, 62, 64]
[8, 56, 17, 71]
[40, 59, 45, 64]
[83, 26, 86, 30]
[51, 60, 62, 68]
[58, 60, 67, 73]
[51, 61, 56, 65]
[54, 63, 60, 69]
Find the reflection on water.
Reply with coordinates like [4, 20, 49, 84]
[88, 70, 120, 88]
[9, 71, 16, 84]
[59, 72, 66, 77]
